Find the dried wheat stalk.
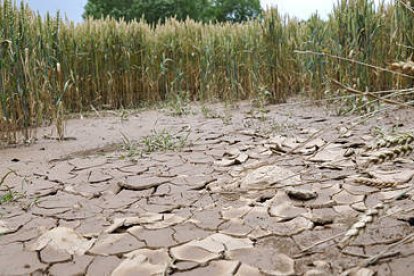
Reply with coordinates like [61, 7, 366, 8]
[390, 61, 414, 75]
[353, 177, 403, 189]
[337, 203, 386, 249]
[366, 133, 414, 151]
[363, 144, 413, 167]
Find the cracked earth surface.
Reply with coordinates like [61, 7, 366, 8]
[1, 101, 414, 275]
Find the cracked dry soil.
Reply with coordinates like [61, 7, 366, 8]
[1, 101, 414, 276]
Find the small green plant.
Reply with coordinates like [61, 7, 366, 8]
[120, 132, 142, 159]
[201, 105, 223, 119]
[142, 128, 190, 153]
[0, 191, 18, 204]
[167, 91, 191, 116]
[221, 111, 233, 125]
[249, 87, 272, 121]
[269, 120, 296, 135]
[117, 127, 190, 159]
[0, 169, 22, 205]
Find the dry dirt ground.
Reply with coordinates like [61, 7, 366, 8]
[1, 100, 414, 276]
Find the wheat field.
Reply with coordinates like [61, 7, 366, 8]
[0, 0, 413, 143]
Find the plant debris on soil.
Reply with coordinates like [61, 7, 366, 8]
[1, 101, 414, 275]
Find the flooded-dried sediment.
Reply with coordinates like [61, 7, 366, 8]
[1, 101, 414, 275]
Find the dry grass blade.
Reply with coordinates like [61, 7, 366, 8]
[0, 169, 17, 186]
[331, 79, 414, 109]
[363, 232, 414, 267]
[295, 50, 414, 79]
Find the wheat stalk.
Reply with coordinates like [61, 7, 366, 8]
[364, 144, 414, 167]
[337, 203, 386, 249]
[353, 177, 403, 189]
[366, 133, 414, 151]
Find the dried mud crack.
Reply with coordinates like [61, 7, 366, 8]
[1, 102, 414, 275]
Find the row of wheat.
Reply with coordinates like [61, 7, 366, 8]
[0, 0, 413, 143]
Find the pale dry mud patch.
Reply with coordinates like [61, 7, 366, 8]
[1, 101, 414, 275]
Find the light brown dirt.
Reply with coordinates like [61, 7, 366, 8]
[1, 101, 414, 275]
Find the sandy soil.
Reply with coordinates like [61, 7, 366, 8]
[1, 100, 414, 275]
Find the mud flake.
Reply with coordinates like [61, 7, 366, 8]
[76, 216, 110, 237]
[87, 256, 122, 275]
[344, 267, 375, 276]
[285, 187, 318, 201]
[89, 233, 145, 256]
[171, 175, 216, 190]
[71, 181, 111, 196]
[269, 191, 309, 220]
[187, 152, 215, 165]
[120, 175, 169, 191]
[240, 165, 300, 190]
[170, 243, 220, 264]
[48, 255, 93, 276]
[0, 220, 19, 235]
[351, 201, 367, 212]
[99, 189, 149, 209]
[195, 233, 253, 252]
[89, 170, 113, 183]
[117, 163, 150, 175]
[153, 183, 172, 196]
[243, 206, 273, 229]
[221, 206, 252, 220]
[173, 260, 239, 276]
[172, 223, 213, 243]
[304, 269, 330, 276]
[192, 209, 223, 231]
[56, 201, 102, 221]
[0, 243, 47, 275]
[36, 191, 87, 209]
[64, 185, 96, 199]
[333, 205, 360, 218]
[128, 227, 176, 248]
[31, 206, 72, 217]
[256, 236, 300, 256]
[23, 178, 60, 197]
[105, 215, 161, 233]
[309, 144, 347, 162]
[332, 190, 364, 205]
[236, 263, 263, 276]
[342, 183, 378, 195]
[28, 227, 95, 255]
[310, 209, 336, 226]
[214, 158, 237, 167]
[227, 248, 295, 276]
[40, 244, 72, 264]
[112, 248, 171, 276]
[69, 157, 107, 170]
[248, 227, 273, 240]
[236, 153, 249, 164]
[379, 189, 407, 201]
[367, 168, 414, 184]
[145, 214, 187, 230]
[218, 219, 252, 237]
[47, 162, 75, 183]
[106, 213, 185, 233]
[167, 164, 214, 177]
[0, 227, 45, 246]
[270, 217, 313, 236]
[174, 261, 200, 271]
